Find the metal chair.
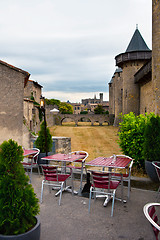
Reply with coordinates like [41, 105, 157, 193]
[152, 162, 160, 199]
[22, 148, 40, 183]
[68, 151, 88, 193]
[143, 203, 160, 240]
[40, 165, 72, 205]
[88, 171, 121, 217]
[110, 155, 133, 199]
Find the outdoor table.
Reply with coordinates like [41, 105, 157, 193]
[41, 153, 83, 195]
[23, 149, 39, 157]
[85, 156, 132, 206]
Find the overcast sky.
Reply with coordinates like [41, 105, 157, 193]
[0, 0, 152, 103]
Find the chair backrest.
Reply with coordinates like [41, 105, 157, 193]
[91, 171, 111, 189]
[152, 162, 160, 181]
[143, 203, 160, 240]
[42, 165, 58, 181]
[71, 151, 89, 163]
[114, 155, 133, 174]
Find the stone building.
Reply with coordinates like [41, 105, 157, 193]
[109, 1, 160, 126]
[0, 60, 30, 147]
[24, 79, 42, 133]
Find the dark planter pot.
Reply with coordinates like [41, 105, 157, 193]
[37, 152, 52, 165]
[0, 216, 40, 240]
[145, 160, 159, 182]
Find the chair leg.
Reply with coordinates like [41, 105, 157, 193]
[128, 180, 130, 199]
[111, 190, 116, 217]
[59, 182, 64, 206]
[40, 180, 44, 203]
[80, 165, 84, 193]
[88, 187, 92, 213]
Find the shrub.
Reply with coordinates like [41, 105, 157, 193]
[143, 115, 160, 162]
[0, 139, 39, 235]
[35, 121, 52, 153]
[118, 112, 155, 169]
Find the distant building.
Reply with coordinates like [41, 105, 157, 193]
[70, 102, 84, 114]
[82, 93, 103, 105]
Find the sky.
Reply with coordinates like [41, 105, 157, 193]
[0, 0, 152, 103]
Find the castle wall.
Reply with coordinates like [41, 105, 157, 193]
[114, 71, 123, 125]
[152, 0, 160, 114]
[140, 80, 153, 114]
[121, 61, 146, 115]
[108, 77, 115, 115]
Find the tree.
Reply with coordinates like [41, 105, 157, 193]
[35, 121, 53, 153]
[59, 102, 73, 114]
[0, 139, 39, 235]
[94, 105, 105, 114]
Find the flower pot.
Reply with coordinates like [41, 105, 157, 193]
[37, 152, 52, 165]
[145, 160, 159, 182]
[0, 216, 40, 240]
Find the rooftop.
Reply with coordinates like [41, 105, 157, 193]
[126, 28, 150, 53]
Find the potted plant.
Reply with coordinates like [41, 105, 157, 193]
[35, 121, 53, 164]
[143, 115, 160, 182]
[0, 139, 40, 239]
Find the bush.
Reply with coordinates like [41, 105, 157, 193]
[118, 112, 155, 170]
[143, 115, 160, 162]
[35, 121, 53, 153]
[0, 139, 39, 235]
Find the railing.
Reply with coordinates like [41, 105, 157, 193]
[115, 51, 152, 66]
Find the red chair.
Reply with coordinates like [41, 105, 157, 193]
[88, 171, 121, 217]
[68, 151, 88, 193]
[110, 155, 133, 199]
[143, 203, 160, 240]
[22, 148, 40, 183]
[40, 165, 72, 205]
[152, 162, 160, 199]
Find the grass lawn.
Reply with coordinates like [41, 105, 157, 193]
[50, 124, 148, 178]
[50, 124, 122, 162]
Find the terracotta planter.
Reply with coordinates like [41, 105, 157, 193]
[145, 160, 159, 182]
[0, 217, 40, 240]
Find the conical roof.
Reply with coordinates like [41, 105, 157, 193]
[126, 28, 150, 52]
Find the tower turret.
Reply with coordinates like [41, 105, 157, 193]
[115, 27, 151, 116]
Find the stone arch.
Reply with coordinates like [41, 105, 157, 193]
[61, 117, 76, 126]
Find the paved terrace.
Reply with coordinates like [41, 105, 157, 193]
[31, 174, 157, 240]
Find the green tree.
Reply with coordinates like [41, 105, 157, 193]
[59, 102, 73, 114]
[0, 139, 39, 235]
[35, 121, 53, 153]
[45, 98, 61, 107]
[143, 115, 160, 162]
[118, 112, 154, 169]
[94, 105, 105, 114]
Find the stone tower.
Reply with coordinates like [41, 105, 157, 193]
[152, 0, 160, 114]
[115, 28, 151, 116]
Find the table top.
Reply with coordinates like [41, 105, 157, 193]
[85, 156, 132, 169]
[23, 149, 39, 157]
[41, 153, 83, 163]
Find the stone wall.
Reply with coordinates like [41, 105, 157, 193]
[152, 0, 160, 114]
[140, 80, 154, 114]
[52, 137, 71, 154]
[0, 62, 29, 146]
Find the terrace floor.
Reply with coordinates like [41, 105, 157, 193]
[31, 174, 157, 240]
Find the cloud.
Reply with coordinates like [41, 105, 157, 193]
[0, 0, 152, 102]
